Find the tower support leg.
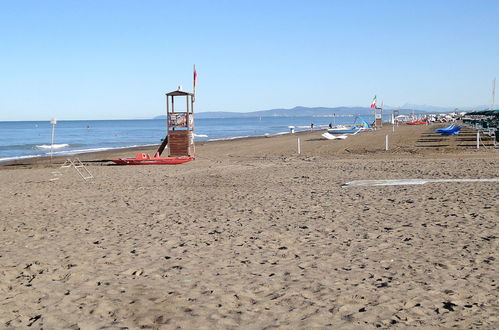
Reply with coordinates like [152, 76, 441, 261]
[157, 136, 168, 156]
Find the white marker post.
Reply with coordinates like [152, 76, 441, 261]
[385, 134, 389, 151]
[50, 118, 57, 162]
[476, 131, 480, 149]
[297, 137, 301, 154]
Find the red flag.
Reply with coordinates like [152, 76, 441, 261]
[370, 95, 377, 109]
[193, 65, 197, 88]
[193, 65, 197, 102]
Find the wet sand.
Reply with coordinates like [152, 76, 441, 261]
[1, 124, 498, 328]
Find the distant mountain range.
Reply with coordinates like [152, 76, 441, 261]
[153, 104, 492, 119]
[154, 106, 426, 119]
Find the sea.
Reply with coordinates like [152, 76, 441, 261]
[0, 115, 390, 162]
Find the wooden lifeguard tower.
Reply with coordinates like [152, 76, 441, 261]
[157, 87, 195, 157]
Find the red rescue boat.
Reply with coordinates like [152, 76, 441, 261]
[112, 153, 194, 165]
[406, 120, 427, 125]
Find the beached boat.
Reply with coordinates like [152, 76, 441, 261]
[327, 117, 371, 134]
[321, 132, 348, 140]
[327, 126, 368, 134]
[112, 153, 194, 165]
[406, 120, 427, 125]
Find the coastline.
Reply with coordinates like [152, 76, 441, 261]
[1, 123, 497, 169]
[0, 123, 498, 328]
[0, 126, 312, 166]
[0, 129, 314, 168]
[0, 114, 389, 164]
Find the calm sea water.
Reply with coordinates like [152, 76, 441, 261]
[0, 115, 386, 161]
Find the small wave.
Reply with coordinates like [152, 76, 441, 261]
[0, 155, 42, 162]
[263, 131, 290, 137]
[47, 144, 158, 157]
[207, 135, 250, 142]
[35, 144, 69, 150]
[194, 134, 208, 138]
[1, 144, 159, 162]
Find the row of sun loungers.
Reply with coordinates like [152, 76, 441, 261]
[461, 110, 498, 145]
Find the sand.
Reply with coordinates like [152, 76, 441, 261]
[0, 124, 498, 329]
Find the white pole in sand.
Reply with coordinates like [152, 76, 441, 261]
[392, 124, 395, 132]
[50, 118, 57, 162]
[297, 137, 301, 154]
[476, 131, 480, 149]
[385, 134, 389, 151]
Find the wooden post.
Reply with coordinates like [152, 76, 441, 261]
[185, 95, 189, 134]
[297, 137, 301, 154]
[477, 131, 480, 149]
[190, 94, 195, 155]
[158, 96, 170, 156]
[385, 134, 389, 151]
[157, 136, 168, 155]
[50, 118, 57, 163]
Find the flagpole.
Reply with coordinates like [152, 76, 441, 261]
[492, 77, 496, 110]
[193, 64, 197, 102]
[50, 118, 57, 163]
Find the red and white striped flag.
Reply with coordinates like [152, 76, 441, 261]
[193, 65, 197, 102]
[193, 65, 197, 89]
[370, 95, 377, 109]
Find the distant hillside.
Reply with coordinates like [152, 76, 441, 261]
[154, 106, 430, 120]
[399, 103, 492, 112]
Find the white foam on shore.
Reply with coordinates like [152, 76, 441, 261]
[35, 144, 69, 149]
[48, 144, 157, 156]
[0, 155, 42, 162]
[49, 147, 115, 156]
[208, 130, 297, 142]
[0, 144, 158, 162]
[208, 135, 251, 142]
[193, 134, 208, 138]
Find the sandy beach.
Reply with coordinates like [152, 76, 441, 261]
[1, 124, 498, 328]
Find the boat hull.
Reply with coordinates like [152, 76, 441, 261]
[327, 117, 372, 135]
[112, 156, 193, 165]
[327, 127, 368, 134]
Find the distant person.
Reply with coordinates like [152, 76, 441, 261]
[328, 123, 333, 128]
[310, 123, 314, 130]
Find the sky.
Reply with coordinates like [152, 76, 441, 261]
[1, 0, 498, 120]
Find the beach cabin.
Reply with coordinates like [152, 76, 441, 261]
[157, 88, 195, 157]
[375, 107, 383, 127]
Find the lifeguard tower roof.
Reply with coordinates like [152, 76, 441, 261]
[166, 90, 194, 97]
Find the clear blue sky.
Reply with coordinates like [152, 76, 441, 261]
[1, 0, 498, 120]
